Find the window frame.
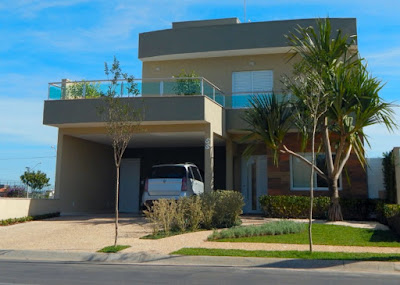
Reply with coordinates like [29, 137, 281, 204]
[290, 153, 343, 191]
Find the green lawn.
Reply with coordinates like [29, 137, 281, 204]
[98, 245, 131, 253]
[173, 248, 400, 261]
[214, 223, 400, 247]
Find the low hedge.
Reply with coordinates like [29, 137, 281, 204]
[259, 195, 330, 219]
[382, 204, 400, 236]
[0, 212, 60, 226]
[259, 195, 385, 221]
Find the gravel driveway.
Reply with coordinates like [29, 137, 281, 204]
[1, 214, 399, 255]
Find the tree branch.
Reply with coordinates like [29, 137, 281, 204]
[281, 145, 328, 181]
[322, 117, 334, 175]
[335, 145, 352, 180]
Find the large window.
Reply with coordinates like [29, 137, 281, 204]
[290, 153, 341, 190]
[231, 70, 273, 108]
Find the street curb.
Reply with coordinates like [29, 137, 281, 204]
[0, 249, 399, 274]
[0, 249, 170, 263]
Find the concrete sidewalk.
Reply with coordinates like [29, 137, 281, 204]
[0, 249, 399, 275]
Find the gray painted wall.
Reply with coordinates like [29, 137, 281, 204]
[43, 96, 207, 126]
[139, 18, 357, 59]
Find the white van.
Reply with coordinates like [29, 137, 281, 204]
[141, 163, 204, 206]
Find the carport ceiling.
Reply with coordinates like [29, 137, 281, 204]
[74, 132, 225, 148]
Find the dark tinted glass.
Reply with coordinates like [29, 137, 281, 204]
[150, 166, 186, 179]
[190, 166, 202, 181]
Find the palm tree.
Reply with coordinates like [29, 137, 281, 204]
[243, 18, 397, 221]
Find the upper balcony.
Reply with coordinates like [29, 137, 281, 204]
[47, 77, 279, 109]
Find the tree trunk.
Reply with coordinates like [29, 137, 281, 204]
[328, 179, 343, 221]
[114, 165, 120, 246]
[308, 122, 317, 253]
[309, 176, 314, 253]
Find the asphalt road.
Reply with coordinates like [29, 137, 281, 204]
[0, 260, 398, 285]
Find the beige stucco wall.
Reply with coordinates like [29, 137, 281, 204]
[142, 53, 298, 94]
[56, 132, 116, 213]
[0, 199, 60, 220]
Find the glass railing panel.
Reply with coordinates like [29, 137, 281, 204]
[163, 80, 177, 95]
[48, 85, 62, 100]
[141, 81, 160, 96]
[214, 90, 225, 106]
[231, 93, 254, 108]
[203, 81, 214, 99]
[226, 93, 289, 108]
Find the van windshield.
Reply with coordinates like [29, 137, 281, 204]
[150, 166, 186, 179]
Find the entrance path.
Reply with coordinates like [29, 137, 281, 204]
[0, 214, 398, 255]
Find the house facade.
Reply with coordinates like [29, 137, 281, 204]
[43, 17, 367, 214]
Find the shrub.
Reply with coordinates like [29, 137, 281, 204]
[259, 195, 330, 219]
[339, 198, 384, 221]
[6, 186, 27, 198]
[173, 197, 190, 232]
[208, 220, 306, 240]
[0, 212, 59, 226]
[173, 70, 201, 95]
[143, 199, 176, 234]
[382, 151, 397, 203]
[144, 191, 245, 235]
[172, 196, 203, 232]
[185, 196, 203, 231]
[259, 195, 388, 221]
[200, 192, 217, 229]
[203, 190, 244, 229]
[383, 204, 400, 219]
[381, 204, 400, 237]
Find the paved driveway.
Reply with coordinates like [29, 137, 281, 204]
[0, 214, 153, 252]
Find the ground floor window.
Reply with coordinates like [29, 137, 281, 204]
[290, 153, 341, 190]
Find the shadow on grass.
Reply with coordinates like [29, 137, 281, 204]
[369, 229, 400, 243]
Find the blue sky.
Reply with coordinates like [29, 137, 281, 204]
[1, 0, 400, 185]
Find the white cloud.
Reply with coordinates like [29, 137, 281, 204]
[0, 0, 92, 18]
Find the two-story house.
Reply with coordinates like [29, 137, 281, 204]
[43, 17, 367, 215]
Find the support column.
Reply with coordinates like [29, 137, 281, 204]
[54, 129, 64, 199]
[204, 124, 214, 192]
[61, 79, 70, 99]
[226, 139, 233, 190]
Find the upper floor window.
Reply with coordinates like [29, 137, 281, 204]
[231, 70, 273, 108]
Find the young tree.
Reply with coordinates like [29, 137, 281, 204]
[20, 168, 50, 198]
[284, 67, 329, 252]
[99, 56, 142, 246]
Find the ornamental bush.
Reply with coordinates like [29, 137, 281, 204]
[259, 195, 330, 219]
[208, 220, 305, 240]
[144, 190, 245, 234]
[208, 190, 244, 228]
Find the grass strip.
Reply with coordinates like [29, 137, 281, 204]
[0, 212, 60, 226]
[213, 223, 400, 247]
[98, 245, 131, 253]
[173, 248, 400, 261]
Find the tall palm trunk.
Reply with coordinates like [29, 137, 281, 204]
[328, 179, 343, 221]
